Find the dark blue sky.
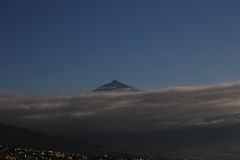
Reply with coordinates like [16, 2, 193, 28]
[1, 0, 240, 94]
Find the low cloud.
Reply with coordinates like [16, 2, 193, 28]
[2, 81, 240, 134]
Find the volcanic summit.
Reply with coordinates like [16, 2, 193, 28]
[93, 80, 139, 92]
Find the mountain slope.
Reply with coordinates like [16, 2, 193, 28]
[93, 80, 139, 92]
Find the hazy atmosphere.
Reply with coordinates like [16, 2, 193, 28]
[2, 0, 240, 159]
[1, 81, 240, 134]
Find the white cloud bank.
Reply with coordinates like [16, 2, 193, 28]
[1, 81, 240, 133]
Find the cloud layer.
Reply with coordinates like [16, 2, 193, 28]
[2, 82, 240, 134]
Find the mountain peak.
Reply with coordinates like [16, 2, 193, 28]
[93, 80, 139, 92]
[111, 80, 119, 83]
[109, 80, 122, 85]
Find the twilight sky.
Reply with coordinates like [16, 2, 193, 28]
[1, 0, 240, 94]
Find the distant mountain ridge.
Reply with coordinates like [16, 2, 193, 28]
[93, 80, 139, 92]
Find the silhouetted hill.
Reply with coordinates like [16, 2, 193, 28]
[0, 123, 107, 153]
[3, 122, 240, 157]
